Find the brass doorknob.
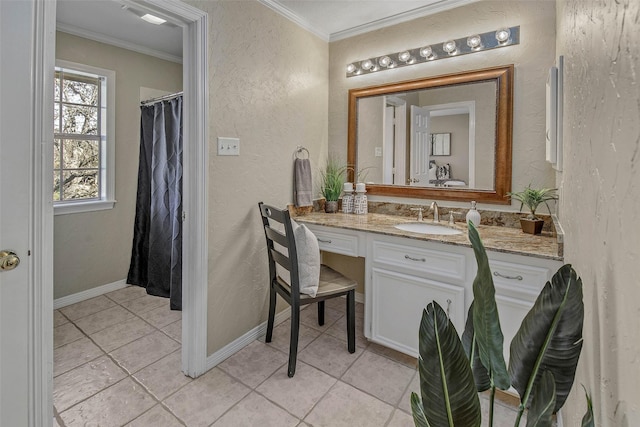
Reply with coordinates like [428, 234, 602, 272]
[0, 250, 20, 271]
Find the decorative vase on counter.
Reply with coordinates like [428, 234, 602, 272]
[342, 182, 354, 213]
[325, 200, 339, 213]
[353, 183, 368, 215]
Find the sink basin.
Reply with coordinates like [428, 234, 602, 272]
[394, 222, 462, 235]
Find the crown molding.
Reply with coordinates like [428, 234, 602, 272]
[258, 0, 329, 42]
[329, 0, 478, 42]
[56, 23, 183, 64]
[260, 0, 478, 43]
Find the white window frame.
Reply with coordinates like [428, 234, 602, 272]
[54, 60, 116, 215]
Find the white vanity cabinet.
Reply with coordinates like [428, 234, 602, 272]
[485, 252, 563, 364]
[365, 235, 562, 360]
[304, 220, 563, 362]
[366, 235, 469, 358]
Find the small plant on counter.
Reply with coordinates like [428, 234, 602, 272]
[508, 185, 558, 220]
[320, 155, 347, 213]
[507, 185, 558, 234]
[410, 222, 591, 427]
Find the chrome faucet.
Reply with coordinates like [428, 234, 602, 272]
[430, 201, 440, 223]
[410, 207, 424, 221]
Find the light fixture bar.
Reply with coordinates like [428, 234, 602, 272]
[346, 26, 520, 78]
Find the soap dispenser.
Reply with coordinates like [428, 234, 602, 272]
[466, 201, 481, 226]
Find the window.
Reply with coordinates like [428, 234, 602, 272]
[54, 60, 115, 214]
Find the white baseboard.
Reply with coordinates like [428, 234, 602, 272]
[53, 279, 128, 309]
[205, 309, 290, 371]
[204, 293, 365, 371]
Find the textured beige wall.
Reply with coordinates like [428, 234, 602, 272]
[357, 96, 384, 183]
[329, 0, 557, 209]
[54, 32, 182, 299]
[185, 1, 329, 355]
[556, 1, 640, 425]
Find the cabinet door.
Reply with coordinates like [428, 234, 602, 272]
[370, 267, 465, 358]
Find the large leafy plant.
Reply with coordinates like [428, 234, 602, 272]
[411, 222, 591, 426]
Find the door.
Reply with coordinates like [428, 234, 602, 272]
[410, 105, 431, 186]
[1, 1, 54, 425]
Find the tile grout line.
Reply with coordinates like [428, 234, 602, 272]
[54, 288, 190, 426]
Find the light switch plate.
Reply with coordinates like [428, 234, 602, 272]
[217, 137, 240, 156]
[375, 147, 382, 157]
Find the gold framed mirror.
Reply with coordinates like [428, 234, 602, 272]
[347, 65, 513, 204]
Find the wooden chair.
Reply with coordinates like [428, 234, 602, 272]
[258, 202, 356, 377]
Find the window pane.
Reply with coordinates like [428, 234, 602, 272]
[63, 79, 98, 106]
[61, 105, 98, 135]
[62, 170, 99, 200]
[54, 139, 61, 169]
[62, 139, 99, 169]
[53, 171, 61, 201]
[54, 75, 60, 101]
[54, 104, 60, 133]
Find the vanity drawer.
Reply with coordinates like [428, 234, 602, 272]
[309, 228, 360, 257]
[371, 240, 466, 284]
[488, 259, 551, 301]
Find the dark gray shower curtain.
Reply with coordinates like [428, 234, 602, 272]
[127, 96, 183, 310]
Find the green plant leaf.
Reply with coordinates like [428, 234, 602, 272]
[461, 302, 491, 392]
[581, 386, 594, 427]
[467, 222, 511, 390]
[410, 392, 431, 427]
[509, 264, 584, 412]
[416, 302, 481, 427]
[525, 370, 556, 427]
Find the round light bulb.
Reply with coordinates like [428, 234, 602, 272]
[419, 46, 433, 58]
[467, 34, 482, 50]
[443, 40, 457, 55]
[495, 28, 511, 44]
[346, 63, 356, 73]
[361, 59, 373, 70]
[398, 51, 411, 62]
[378, 56, 391, 67]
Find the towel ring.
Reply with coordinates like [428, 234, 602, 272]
[294, 145, 309, 159]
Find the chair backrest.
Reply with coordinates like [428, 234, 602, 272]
[258, 202, 300, 296]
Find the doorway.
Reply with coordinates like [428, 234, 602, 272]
[32, 0, 207, 423]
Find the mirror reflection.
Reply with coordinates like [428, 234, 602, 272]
[357, 81, 496, 189]
[348, 65, 513, 204]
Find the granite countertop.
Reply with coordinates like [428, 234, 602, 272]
[295, 212, 562, 261]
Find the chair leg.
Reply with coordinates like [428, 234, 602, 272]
[317, 301, 325, 326]
[346, 290, 356, 353]
[288, 305, 300, 377]
[265, 286, 276, 343]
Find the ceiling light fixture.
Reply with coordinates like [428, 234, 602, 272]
[141, 13, 166, 25]
[345, 26, 520, 78]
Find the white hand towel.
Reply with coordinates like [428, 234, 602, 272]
[294, 158, 313, 207]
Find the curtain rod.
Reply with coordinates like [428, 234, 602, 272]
[140, 91, 183, 106]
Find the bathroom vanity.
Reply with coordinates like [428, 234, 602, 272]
[296, 212, 563, 364]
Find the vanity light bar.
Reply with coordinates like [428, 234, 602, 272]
[346, 26, 520, 78]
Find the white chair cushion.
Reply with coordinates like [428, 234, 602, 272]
[290, 219, 321, 297]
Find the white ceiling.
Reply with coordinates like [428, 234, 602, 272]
[56, 0, 477, 62]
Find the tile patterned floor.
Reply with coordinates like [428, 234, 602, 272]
[54, 286, 520, 426]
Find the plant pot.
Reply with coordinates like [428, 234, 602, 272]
[325, 200, 339, 213]
[520, 218, 544, 235]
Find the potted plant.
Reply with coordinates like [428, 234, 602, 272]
[411, 223, 593, 427]
[508, 185, 558, 235]
[320, 156, 346, 213]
